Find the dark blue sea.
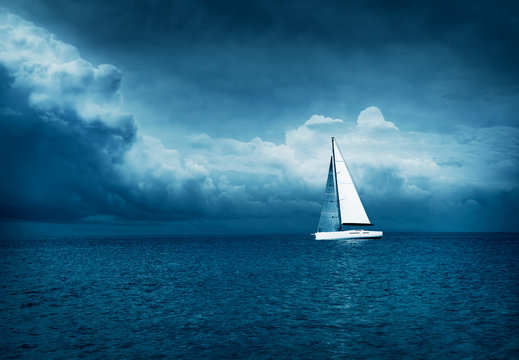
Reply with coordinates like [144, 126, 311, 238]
[1, 233, 518, 359]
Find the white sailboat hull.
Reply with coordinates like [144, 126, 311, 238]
[314, 230, 383, 240]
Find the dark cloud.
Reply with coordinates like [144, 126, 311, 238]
[0, 64, 136, 221]
[2, 0, 517, 139]
[7, 0, 517, 56]
[361, 168, 519, 232]
[0, 6, 517, 234]
[0, 13, 318, 227]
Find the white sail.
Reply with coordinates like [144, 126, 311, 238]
[332, 138, 372, 226]
[314, 137, 381, 240]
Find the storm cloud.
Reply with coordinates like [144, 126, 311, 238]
[0, 11, 318, 229]
[0, 8, 518, 233]
[3, 0, 518, 141]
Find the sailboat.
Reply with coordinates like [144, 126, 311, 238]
[314, 137, 383, 240]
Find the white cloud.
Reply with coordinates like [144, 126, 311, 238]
[356, 106, 398, 130]
[0, 11, 125, 126]
[184, 109, 518, 201]
[305, 114, 343, 126]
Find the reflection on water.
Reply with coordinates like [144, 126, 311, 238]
[337, 238, 369, 246]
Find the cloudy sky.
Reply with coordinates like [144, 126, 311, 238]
[0, 0, 518, 235]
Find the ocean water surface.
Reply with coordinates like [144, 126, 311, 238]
[1, 233, 518, 359]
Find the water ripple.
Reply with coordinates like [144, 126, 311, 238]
[1, 233, 518, 359]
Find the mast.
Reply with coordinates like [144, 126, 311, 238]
[331, 137, 342, 231]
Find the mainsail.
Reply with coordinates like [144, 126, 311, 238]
[332, 139, 372, 226]
[317, 138, 372, 232]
